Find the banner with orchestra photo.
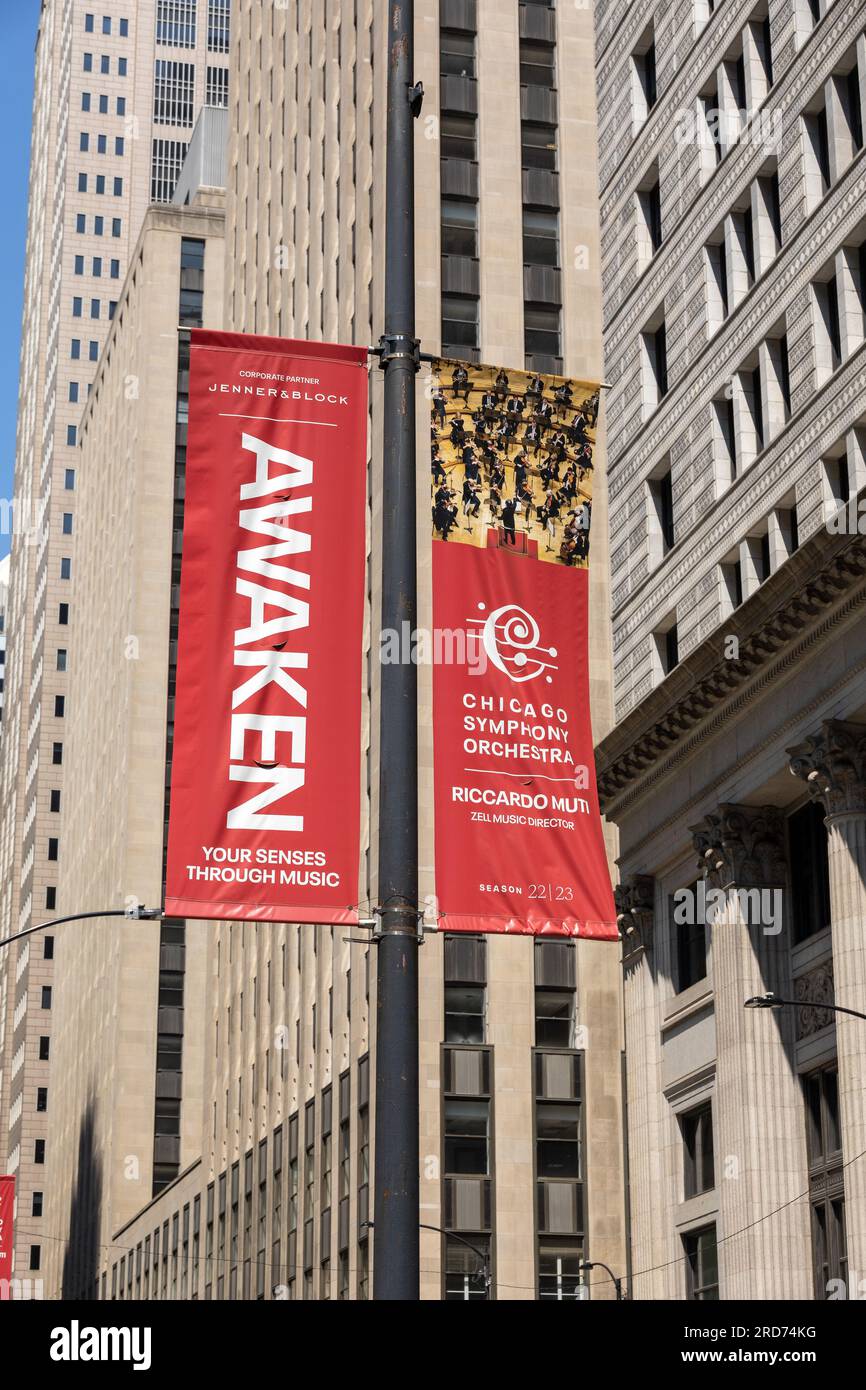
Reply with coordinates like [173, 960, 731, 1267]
[430, 357, 617, 938]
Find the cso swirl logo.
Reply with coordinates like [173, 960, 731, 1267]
[469, 602, 559, 684]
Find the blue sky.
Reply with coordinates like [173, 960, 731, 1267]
[0, 4, 38, 559]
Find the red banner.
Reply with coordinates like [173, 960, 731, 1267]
[430, 359, 616, 937]
[165, 332, 368, 924]
[0, 1176, 13, 1296]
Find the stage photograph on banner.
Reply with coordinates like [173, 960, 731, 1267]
[165, 332, 368, 925]
[429, 357, 617, 938]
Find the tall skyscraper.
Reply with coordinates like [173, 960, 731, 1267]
[38, 0, 628, 1302]
[0, 0, 230, 1289]
[0, 555, 9, 723]
[595, 0, 866, 1298]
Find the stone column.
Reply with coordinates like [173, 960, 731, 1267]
[690, 806, 812, 1298]
[617, 876, 670, 1298]
[789, 721, 866, 1284]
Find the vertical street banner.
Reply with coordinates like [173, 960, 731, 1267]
[0, 1175, 13, 1297]
[430, 358, 617, 937]
[165, 332, 368, 924]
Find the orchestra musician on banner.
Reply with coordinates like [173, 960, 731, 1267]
[430, 361, 598, 567]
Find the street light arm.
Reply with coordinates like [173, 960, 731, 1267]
[362, 1220, 491, 1290]
[0, 906, 162, 951]
[745, 992, 866, 1022]
[580, 1259, 626, 1300]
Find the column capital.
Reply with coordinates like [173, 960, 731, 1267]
[615, 874, 655, 965]
[689, 803, 786, 890]
[788, 720, 866, 817]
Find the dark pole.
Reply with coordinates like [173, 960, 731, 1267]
[373, 0, 421, 1300]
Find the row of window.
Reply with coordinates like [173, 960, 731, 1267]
[155, 0, 231, 53]
[81, 92, 126, 116]
[440, 18, 479, 361]
[83, 53, 128, 77]
[79, 132, 125, 156]
[71, 297, 118, 320]
[84, 14, 128, 37]
[520, 15, 561, 373]
[677, 1062, 844, 1299]
[77, 172, 124, 197]
[74, 256, 120, 277]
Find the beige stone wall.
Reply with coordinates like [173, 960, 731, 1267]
[43, 202, 224, 1299]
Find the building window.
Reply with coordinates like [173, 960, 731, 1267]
[637, 168, 663, 262]
[151, 139, 190, 202]
[681, 1103, 715, 1198]
[154, 60, 195, 126]
[538, 1238, 584, 1300]
[37, 1088, 48, 1112]
[32, 1192, 44, 1217]
[157, 0, 197, 47]
[35, 1139, 46, 1165]
[649, 464, 675, 560]
[444, 1234, 491, 1301]
[440, 28, 475, 79]
[633, 25, 658, 123]
[805, 1065, 846, 1297]
[788, 801, 831, 944]
[30, 1246, 41, 1271]
[442, 112, 477, 161]
[44, 934, 55, 956]
[39, 1035, 51, 1060]
[443, 1044, 492, 1301]
[207, 0, 231, 53]
[534, 940, 576, 1047]
[671, 884, 708, 992]
[684, 1225, 719, 1299]
[444, 934, 486, 1044]
[643, 319, 669, 409]
[206, 66, 229, 107]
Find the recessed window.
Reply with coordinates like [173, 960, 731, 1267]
[681, 1104, 715, 1198]
[444, 1098, 489, 1176]
[671, 883, 707, 992]
[684, 1225, 719, 1300]
[440, 29, 475, 80]
[649, 463, 675, 561]
[637, 167, 662, 263]
[788, 802, 831, 944]
[642, 318, 668, 411]
[441, 199, 477, 258]
[521, 121, 556, 171]
[633, 25, 657, 123]
[39, 1035, 51, 1060]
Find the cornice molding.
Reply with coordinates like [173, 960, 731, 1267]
[598, 526, 866, 813]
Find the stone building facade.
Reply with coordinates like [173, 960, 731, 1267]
[596, 0, 866, 1299]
